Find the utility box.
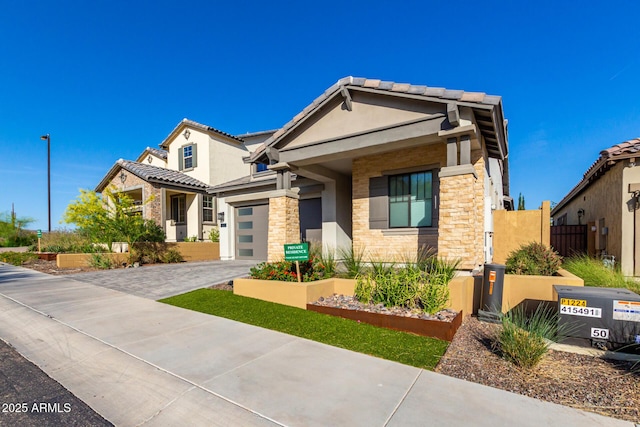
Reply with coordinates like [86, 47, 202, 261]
[554, 285, 640, 349]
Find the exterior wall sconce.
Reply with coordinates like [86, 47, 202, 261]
[217, 212, 225, 222]
[184, 129, 191, 140]
[577, 208, 584, 225]
[120, 171, 127, 183]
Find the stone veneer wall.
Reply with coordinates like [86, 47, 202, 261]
[106, 170, 163, 224]
[438, 151, 485, 270]
[352, 144, 485, 270]
[267, 195, 300, 262]
[352, 144, 445, 261]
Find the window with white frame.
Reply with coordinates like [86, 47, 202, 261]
[203, 195, 213, 222]
[183, 145, 193, 169]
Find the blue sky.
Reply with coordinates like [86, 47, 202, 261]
[1, 1, 639, 231]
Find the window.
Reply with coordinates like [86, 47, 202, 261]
[183, 145, 193, 169]
[256, 163, 269, 173]
[389, 171, 433, 227]
[203, 195, 213, 222]
[179, 144, 197, 171]
[171, 195, 186, 223]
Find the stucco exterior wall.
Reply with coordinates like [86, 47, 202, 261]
[621, 163, 640, 275]
[287, 93, 446, 149]
[210, 137, 251, 186]
[493, 201, 551, 264]
[554, 162, 623, 264]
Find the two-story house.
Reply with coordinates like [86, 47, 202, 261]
[95, 119, 274, 242]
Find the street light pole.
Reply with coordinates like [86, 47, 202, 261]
[40, 134, 51, 232]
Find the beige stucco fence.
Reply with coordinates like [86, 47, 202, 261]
[234, 269, 583, 315]
[57, 242, 220, 268]
[493, 201, 551, 264]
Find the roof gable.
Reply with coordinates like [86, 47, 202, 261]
[95, 159, 210, 192]
[160, 118, 243, 149]
[552, 137, 640, 214]
[249, 76, 507, 163]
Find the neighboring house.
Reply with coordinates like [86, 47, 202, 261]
[136, 147, 168, 168]
[212, 76, 510, 271]
[552, 137, 640, 276]
[95, 119, 273, 242]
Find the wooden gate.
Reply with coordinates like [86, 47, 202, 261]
[551, 225, 587, 257]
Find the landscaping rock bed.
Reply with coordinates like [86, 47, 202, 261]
[311, 294, 459, 321]
[436, 315, 640, 423]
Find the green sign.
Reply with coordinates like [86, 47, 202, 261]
[284, 242, 309, 261]
[37, 229, 42, 238]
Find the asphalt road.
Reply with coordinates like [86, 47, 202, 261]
[0, 339, 112, 427]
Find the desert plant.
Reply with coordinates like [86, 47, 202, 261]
[208, 227, 220, 243]
[563, 254, 640, 293]
[310, 243, 337, 278]
[338, 244, 366, 278]
[88, 253, 114, 269]
[161, 248, 184, 263]
[0, 251, 38, 266]
[505, 242, 562, 276]
[38, 229, 99, 253]
[494, 304, 569, 369]
[354, 265, 452, 315]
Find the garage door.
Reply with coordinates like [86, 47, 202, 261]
[235, 204, 268, 260]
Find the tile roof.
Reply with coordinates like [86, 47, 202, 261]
[118, 160, 210, 189]
[160, 118, 243, 149]
[95, 159, 210, 192]
[552, 137, 640, 214]
[248, 76, 505, 162]
[136, 146, 168, 163]
[146, 147, 168, 159]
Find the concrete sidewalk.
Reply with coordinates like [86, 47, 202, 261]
[0, 263, 633, 426]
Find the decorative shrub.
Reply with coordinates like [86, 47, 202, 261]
[250, 254, 327, 282]
[337, 244, 366, 278]
[563, 254, 640, 293]
[161, 248, 184, 263]
[38, 229, 100, 254]
[88, 253, 114, 269]
[505, 242, 562, 276]
[494, 304, 571, 369]
[354, 263, 452, 315]
[208, 227, 220, 243]
[0, 251, 38, 266]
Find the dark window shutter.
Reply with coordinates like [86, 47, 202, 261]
[192, 144, 197, 168]
[178, 147, 184, 171]
[369, 176, 388, 229]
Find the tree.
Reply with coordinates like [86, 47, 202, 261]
[0, 212, 36, 247]
[517, 193, 525, 211]
[63, 186, 164, 260]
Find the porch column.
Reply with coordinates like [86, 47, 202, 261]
[267, 190, 300, 262]
[321, 177, 352, 257]
[438, 150, 484, 271]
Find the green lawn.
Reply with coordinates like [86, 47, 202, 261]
[160, 289, 449, 370]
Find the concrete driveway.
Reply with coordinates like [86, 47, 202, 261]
[69, 260, 258, 299]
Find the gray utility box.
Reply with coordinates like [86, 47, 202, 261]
[554, 285, 640, 347]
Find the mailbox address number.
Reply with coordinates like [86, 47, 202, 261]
[560, 305, 602, 318]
